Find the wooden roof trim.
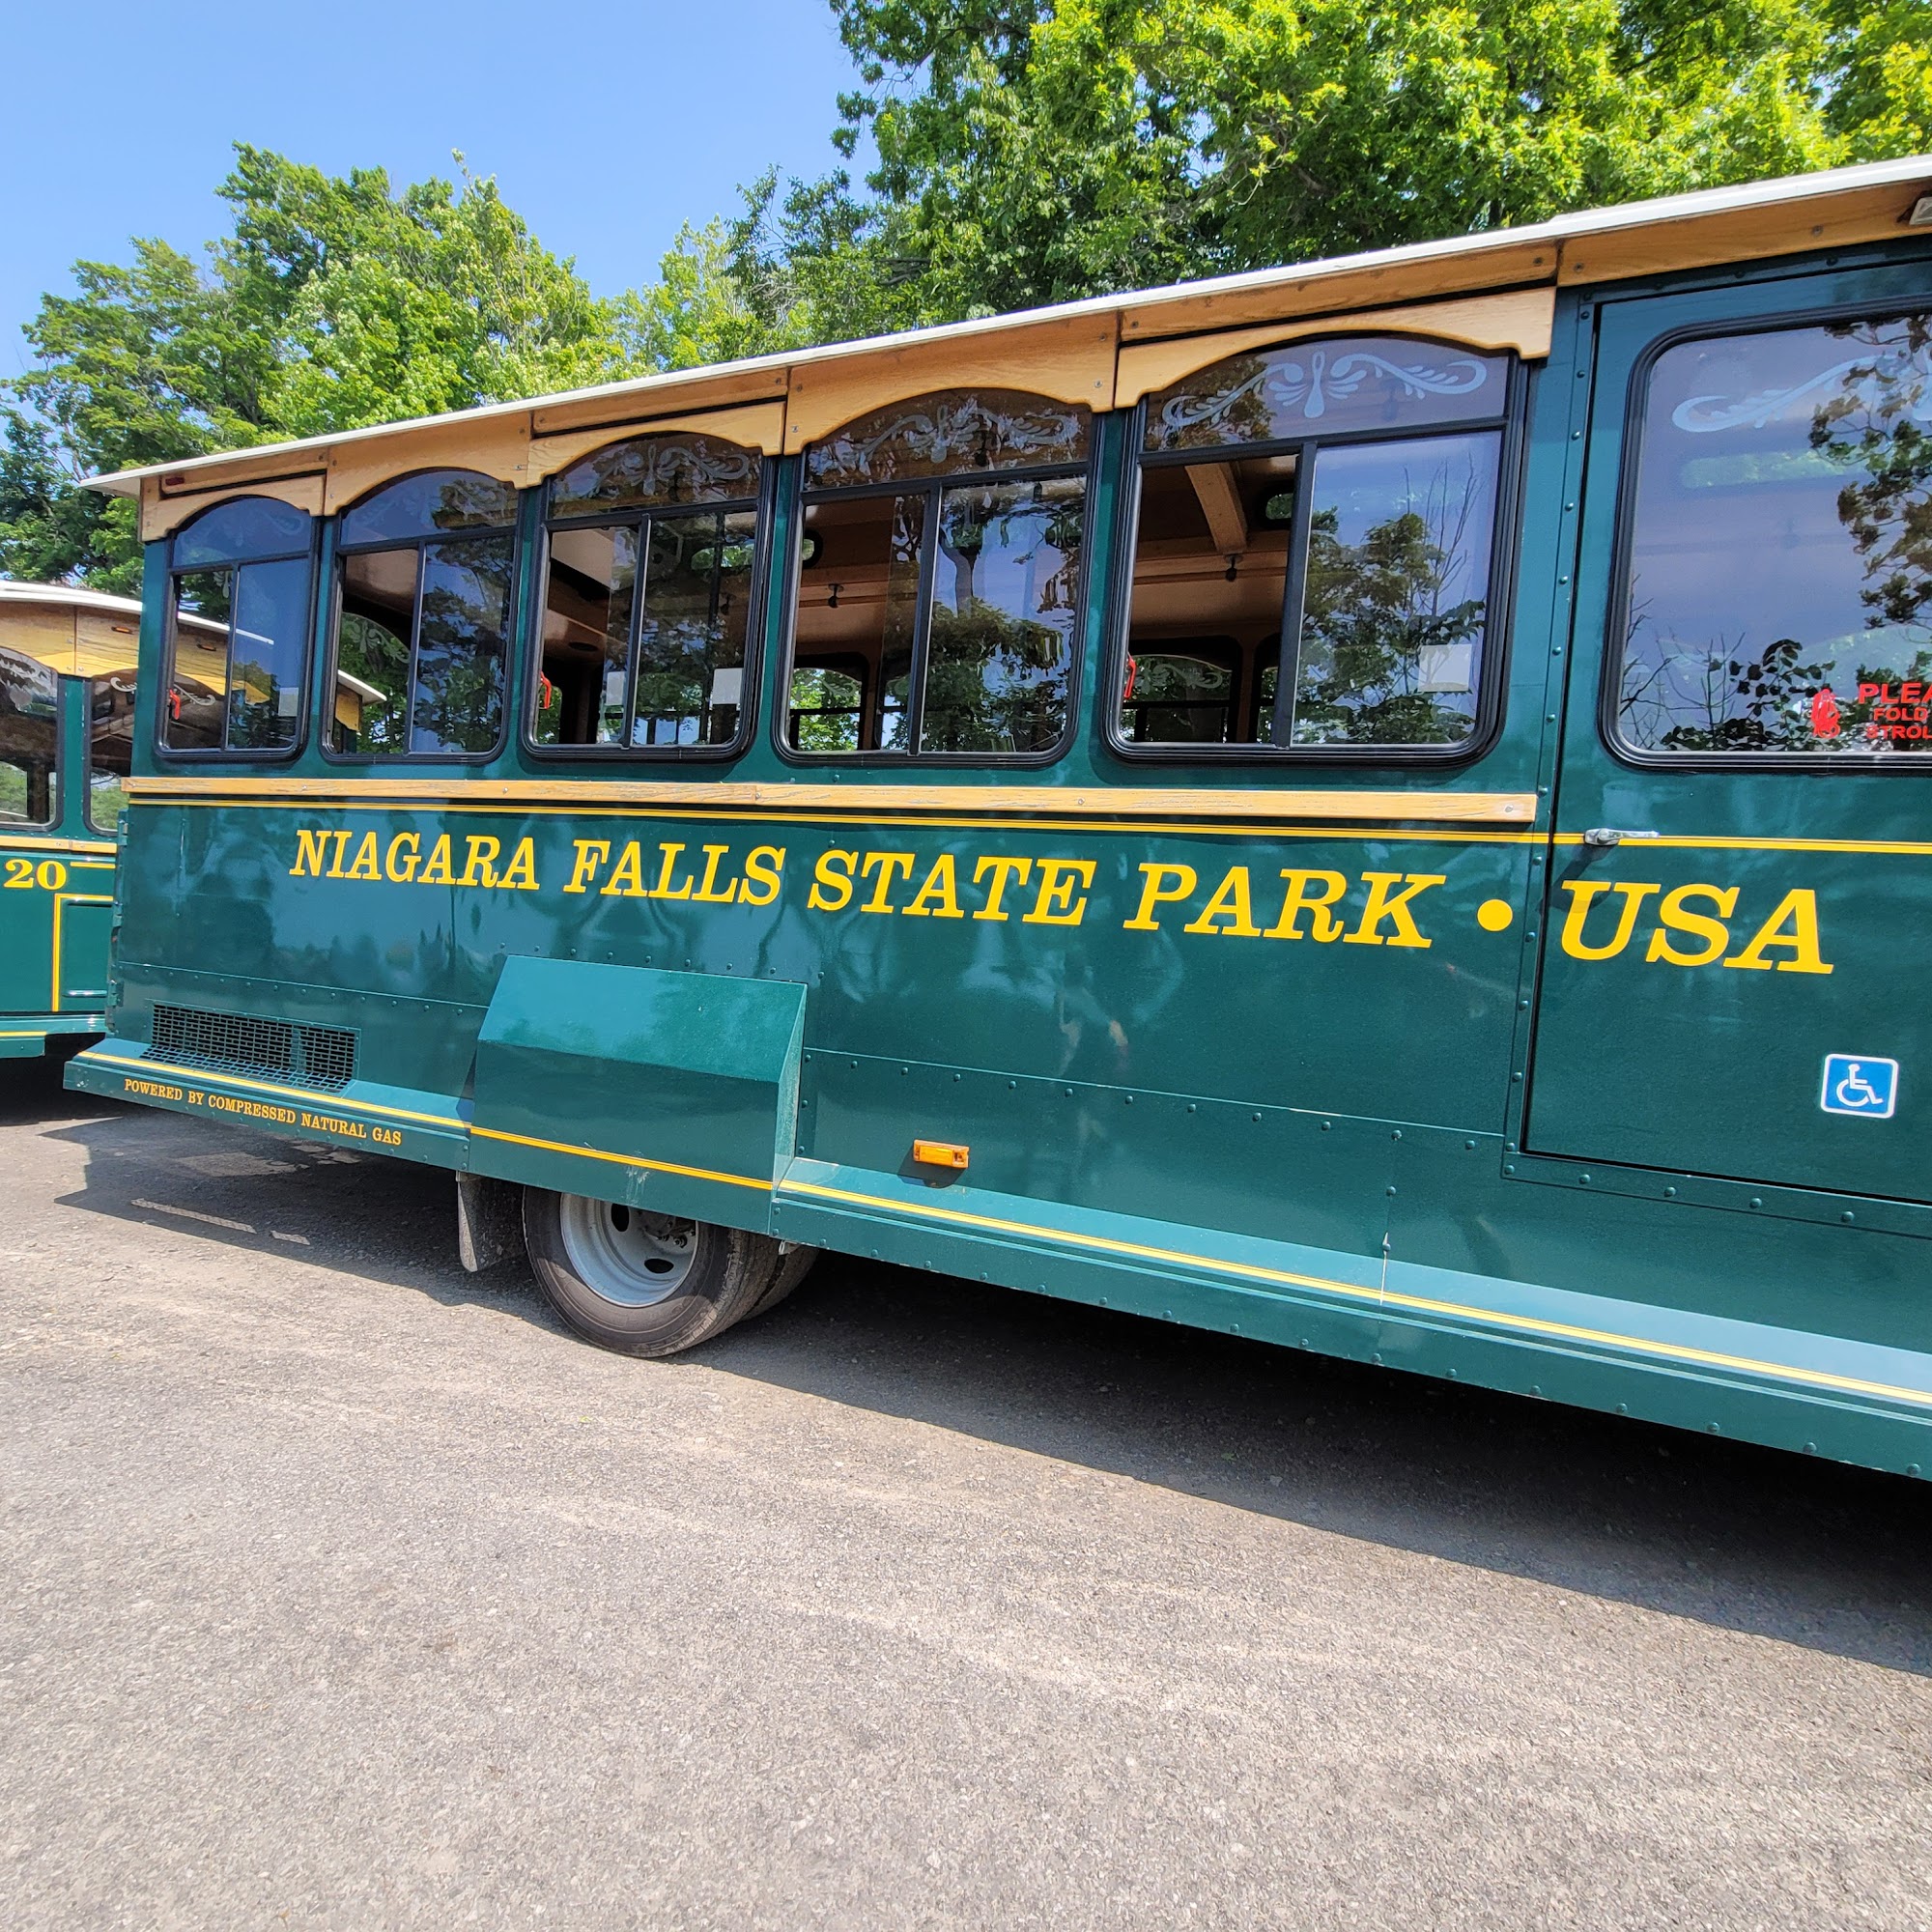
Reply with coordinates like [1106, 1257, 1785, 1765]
[1552, 174, 1930, 284]
[324, 415, 532, 516]
[141, 472, 327, 544]
[1115, 288, 1555, 407]
[84, 156, 1932, 503]
[782, 313, 1118, 454]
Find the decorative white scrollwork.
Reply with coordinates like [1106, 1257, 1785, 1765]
[1157, 347, 1493, 440]
[1670, 337, 1932, 434]
[810, 393, 1087, 485]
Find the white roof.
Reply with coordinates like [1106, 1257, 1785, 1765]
[0, 580, 144, 617]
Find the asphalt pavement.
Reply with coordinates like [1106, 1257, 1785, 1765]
[3, 1054, 1930, 1930]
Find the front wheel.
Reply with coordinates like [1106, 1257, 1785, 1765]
[523, 1189, 780, 1357]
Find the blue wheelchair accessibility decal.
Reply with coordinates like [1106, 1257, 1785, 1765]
[1820, 1055, 1899, 1120]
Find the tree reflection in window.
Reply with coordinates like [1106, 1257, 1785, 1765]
[1123, 334, 1512, 753]
[1287, 435, 1497, 746]
[536, 434, 761, 753]
[1618, 311, 1932, 757]
[790, 389, 1091, 757]
[331, 470, 516, 756]
[0, 646, 59, 824]
[165, 496, 314, 753]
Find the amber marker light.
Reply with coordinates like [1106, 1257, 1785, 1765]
[912, 1140, 971, 1171]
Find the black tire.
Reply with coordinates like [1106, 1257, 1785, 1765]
[523, 1188, 779, 1357]
[746, 1242, 820, 1321]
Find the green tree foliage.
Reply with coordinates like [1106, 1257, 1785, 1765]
[2, 147, 626, 588]
[825, 0, 1932, 318]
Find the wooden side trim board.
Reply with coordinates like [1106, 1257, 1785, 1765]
[125, 775, 1539, 826]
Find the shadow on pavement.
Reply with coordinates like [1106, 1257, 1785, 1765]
[36, 1067, 1932, 1680]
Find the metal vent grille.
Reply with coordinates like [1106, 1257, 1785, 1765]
[148, 1005, 357, 1093]
[298, 1025, 357, 1092]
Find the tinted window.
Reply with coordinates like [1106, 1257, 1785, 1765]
[165, 496, 314, 754]
[790, 389, 1090, 758]
[1287, 433, 1499, 747]
[923, 477, 1082, 753]
[1617, 312, 1932, 757]
[1122, 335, 1511, 754]
[332, 470, 515, 757]
[87, 670, 137, 833]
[535, 435, 761, 753]
[339, 470, 516, 545]
[0, 646, 58, 825]
[171, 496, 311, 568]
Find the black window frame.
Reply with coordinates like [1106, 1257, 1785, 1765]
[1105, 334, 1526, 768]
[0, 641, 64, 830]
[322, 468, 522, 767]
[156, 495, 318, 764]
[1601, 296, 1932, 776]
[775, 392, 1099, 769]
[524, 438, 774, 764]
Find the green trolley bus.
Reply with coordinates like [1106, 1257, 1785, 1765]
[67, 157, 1932, 1476]
[0, 583, 139, 1058]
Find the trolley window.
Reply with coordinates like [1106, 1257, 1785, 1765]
[88, 669, 137, 833]
[1120, 336, 1512, 754]
[329, 470, 517, 757]
[1613, 310, 1932, 761]
[164, 496, 314, 753]
[0, 646, 59, 825]
[786, 389, 1091, 758]
[533, 432, 762, 753]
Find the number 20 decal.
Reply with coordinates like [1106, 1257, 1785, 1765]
[3, 858, 69, 891]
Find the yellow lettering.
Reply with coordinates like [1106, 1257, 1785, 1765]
[416, 835, 456, 886]
[1265, 869, 1350, 942]
[1123, 863, 1197, 931]
[693, 844, 740, 904]
[458, 837, 501, 888]
[1182, 865, 1261, 937]
[903, 854, 964, 919]
[860, 851, 916, 913]
[565, 839, 611, 894]
[1558, 880, 1660, 961]
[1723, 888, 1833, 975]
[652, 842, 695, 899]
[341, 833, 380, 881]
[1023, 857, 1096, 926]
[809, 849, 858, 912]
[1644, 884, 1738, 968]
[292, 828, 331, 878]
[973, 855, 1035, 922]
[497, 838, 538, 891]
[325, 830, 353, 878]
[1344, 872, 1445, 949]
[384, 832, 421, 883]
[739, 845, 786, 907]
[601, 842, 647, 897]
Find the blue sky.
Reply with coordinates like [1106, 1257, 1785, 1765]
[0, 0, 867, 381]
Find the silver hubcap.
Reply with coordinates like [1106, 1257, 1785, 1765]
[556, 1196, 699, 1308]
